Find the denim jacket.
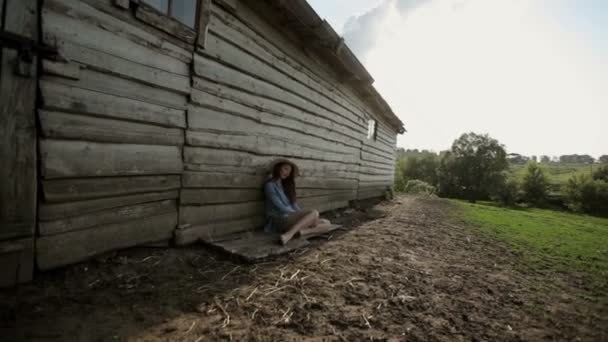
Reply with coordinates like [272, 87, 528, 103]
[263, 180, 301, 232]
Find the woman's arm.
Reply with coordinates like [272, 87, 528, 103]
[264, 182, 297, 214]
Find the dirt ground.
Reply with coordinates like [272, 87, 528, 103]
[1, 196, 606, 341]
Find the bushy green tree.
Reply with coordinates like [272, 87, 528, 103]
[437, 133, 508, 202]
[593, 165, 608, 182]
[394, 153, 439, 192]
[522, 162, 550, 205]
[490, 178, 520, 206]
[564, 175, 608, 215]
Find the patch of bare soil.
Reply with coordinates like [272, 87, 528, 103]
[1, 196, 606, 341]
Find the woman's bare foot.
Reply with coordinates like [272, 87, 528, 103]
[280, 233, 292, 245]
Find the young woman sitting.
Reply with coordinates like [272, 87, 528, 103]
[263, 159, 332, 245]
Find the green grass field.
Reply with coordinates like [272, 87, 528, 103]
[508, 163, 596, 194]
[453, 200, 608, 295]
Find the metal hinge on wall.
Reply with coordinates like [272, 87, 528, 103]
[0, 30, 58, 78]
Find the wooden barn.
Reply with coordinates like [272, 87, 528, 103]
[0, 0, 405, 287]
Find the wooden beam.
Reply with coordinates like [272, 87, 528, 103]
[135, 2, 196, 44]
[40, 190, 179, 221]
[39, 111, 185, 146]
[113, 0, 130, 10]
[40, 139, 183, 179]
[39, 200, 177, 236]
[0, 0, 38, 247]
[37, 212, 177, 270]
[42, 175, 181, 203]
[40, 80, 187, 129]
[0, 238, 34, 287]
[197, 0, 212, 48]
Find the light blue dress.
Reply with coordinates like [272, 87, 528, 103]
[263, 180, 301, 232]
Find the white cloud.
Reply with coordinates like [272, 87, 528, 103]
[342, 0, 608, 157]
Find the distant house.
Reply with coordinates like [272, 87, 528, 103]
[0, 0, 405, 286]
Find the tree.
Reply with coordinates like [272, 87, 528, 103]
[540, 155, 551, 163]
[437, 133, 508, 202]
[522, 162, 550, 205]
[593, 165, 608, 182]
[564, 175, 608, 215]
[395, 151, 439, 191]
[600, 155, 608, 164]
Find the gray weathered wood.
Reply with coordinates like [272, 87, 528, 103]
[183, 171, 265, 189]
[42, 59, 81, 80]
[48, 0, 192, 62]
[40, 139, 183, 179]
[184, 145, 358, 171]
[203, 29, 366, 131]
[0, 0, 4, 28]
[113, 0, 129, 9]
[214, 0, 237, 12]
[193, 54, 365, 134]
[213, 2, 400, 134]
[40, 190, 179, 221]
[135, 2, 196, 44]
[208, 5, 368, 123]
[0, 0, 38, 244]
[39, 200, 177, 236]
[43, 1, 190, 74]
[42, 175, 181, 203]
[179, 202, 264, 226]
[37, 212, 177, 270]
[40, 80, 187, 128]
[197, 0, 212, 48]
[182, 171, 357, 190]
[50, 39, 190, 94]
[180, 187, 357, 205]
[203, 231, 310, 262]
[0, 238, 34, 287]
[40, 110, 185, 146]
[175, 216, 263, 246]
[181, 189, 263, 205]
[186, 131, 358, 164]
[190, 82, 363, 147]
[45, 66, 188, 110]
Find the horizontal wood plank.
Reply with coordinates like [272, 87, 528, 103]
[40, 111, 185, 146]
[40, 139, 183, 179]
[40, 80, 186, 128]
[179, 202, 264, 225]
[43, 1, 189, 75]
[52, 39, 190, 94]
[37, 212, 177, 270]
[42, 175, 181, 203]
[174, 216, 263, 246]
[40, 190, 179, 221]
[44, 67, 188, 110]
[39, 200, 177, 236]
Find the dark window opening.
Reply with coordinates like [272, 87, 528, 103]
[142, 0, 198, 28]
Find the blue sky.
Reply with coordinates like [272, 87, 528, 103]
[309, 0, 607, 158]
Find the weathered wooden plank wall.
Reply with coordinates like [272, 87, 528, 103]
[32, 0, 400, 267]
[0, 0, 38, 287]
[176, 0, 397, 243]
[36, 0, 190, 270]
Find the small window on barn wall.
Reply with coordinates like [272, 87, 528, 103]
[367, 119, 378, 140]
[142, 0, 198, 28]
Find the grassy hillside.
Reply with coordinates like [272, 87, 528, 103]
[454, 200, 608, 296]
[507, 163, 597, 195]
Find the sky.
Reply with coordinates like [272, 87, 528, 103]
[308, 0, 607, 158]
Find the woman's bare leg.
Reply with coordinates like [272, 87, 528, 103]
[280, 210, 319, 245]
[300, 220, 332, 237]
